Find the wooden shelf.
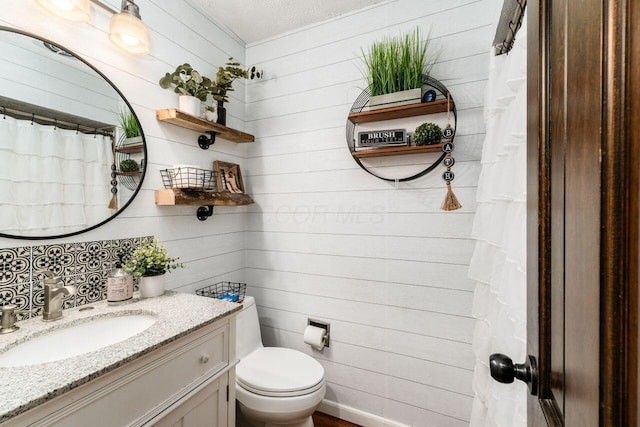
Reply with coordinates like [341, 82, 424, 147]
[348, 99, 452, 124]
[352, 144, 443, 159]
[115, 144, 144, 154]
[156, 109, 255, 143]
[155, 189, 254, 206]
[115, 171, 141, 176]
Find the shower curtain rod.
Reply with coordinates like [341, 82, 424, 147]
[493, 0, 527, 55]
[1, 105, 114, 137]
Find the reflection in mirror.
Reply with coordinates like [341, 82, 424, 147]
[0, 27, 146, 239]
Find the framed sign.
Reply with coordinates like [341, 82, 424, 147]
[213, 161, 244, 194]
[357, 129, 406, 149]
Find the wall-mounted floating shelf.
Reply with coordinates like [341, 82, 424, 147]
[115, 171, 141, 176]
[115, 144, 144, 154]
[352, 144, 444, 159]
[347, 99, 452, 124]
[155, 189, 254, 221]
[156, 109, 255, 144]
[155, 189, 254, 206]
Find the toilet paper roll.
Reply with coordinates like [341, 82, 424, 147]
[304, 325, 326, 350]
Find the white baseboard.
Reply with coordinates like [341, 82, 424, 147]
[318, 400, 409, 427]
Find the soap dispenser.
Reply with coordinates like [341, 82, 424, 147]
[107, 253, 133, 305]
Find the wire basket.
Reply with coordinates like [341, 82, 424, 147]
[160, 167, 217, 190]
[196, 281, 246, 303]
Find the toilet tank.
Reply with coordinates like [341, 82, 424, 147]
[235, 296, 264, 359]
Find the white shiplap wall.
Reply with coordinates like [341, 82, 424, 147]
[0, 0, 249, 292]
[2, 0, 492, 424]
[244, 0, 491, 425]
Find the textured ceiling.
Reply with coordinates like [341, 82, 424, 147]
[187, 0, 387, 44]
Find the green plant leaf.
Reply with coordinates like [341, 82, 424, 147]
[361, 27, 438, 97]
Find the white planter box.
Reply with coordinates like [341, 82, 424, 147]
[369, 88, 421, 110]
[123, 136, 143, 146]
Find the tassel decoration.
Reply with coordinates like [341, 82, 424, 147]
[441, 182, 462, 211]
[108, 191, 118, 210]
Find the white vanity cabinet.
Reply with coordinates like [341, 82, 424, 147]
[2, 315, 237, 427]
[153, 374, 229, 427]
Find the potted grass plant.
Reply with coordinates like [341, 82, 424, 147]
[117, 107, 142, 146]
[362, 27, 436, 109]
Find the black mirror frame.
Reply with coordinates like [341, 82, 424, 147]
[0, 26, 148, 240]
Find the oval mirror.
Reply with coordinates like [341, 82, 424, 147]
[0, 27, 147, 239]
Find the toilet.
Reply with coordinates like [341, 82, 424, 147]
[235, 296, 326, 427]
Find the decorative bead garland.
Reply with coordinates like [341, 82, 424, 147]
[441, 95, 462, 211]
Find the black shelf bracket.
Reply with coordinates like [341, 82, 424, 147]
[197, 131, 217, 149]
[197, 205, 214, 221]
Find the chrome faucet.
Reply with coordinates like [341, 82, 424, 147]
[39, 270, 76, 321]
[0, 304, 34, 333]
[0, 305, 25, 334]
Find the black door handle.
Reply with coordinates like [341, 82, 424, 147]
[489, 353, 538, 396]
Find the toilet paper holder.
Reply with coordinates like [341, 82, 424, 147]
[307, 318, 330, 348]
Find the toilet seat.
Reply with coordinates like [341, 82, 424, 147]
[237, 347, 325, 398]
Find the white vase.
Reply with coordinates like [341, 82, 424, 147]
[178, 95, 201, 117]
[138, 274, 165, 298]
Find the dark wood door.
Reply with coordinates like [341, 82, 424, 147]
[526, 0, 640, 426]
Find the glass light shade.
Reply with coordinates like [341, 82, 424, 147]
[109, 12, 150, 55]
[35, 0, 90, 22]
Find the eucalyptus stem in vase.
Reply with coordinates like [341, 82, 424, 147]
[210, 58, 263, 126]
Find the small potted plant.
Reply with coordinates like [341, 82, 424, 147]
[119, 159, 139, 173]
[159, 63, 212, 117]
[362, 27, 436, 109]
[117, 107, 142, 146]
[203, 104, 217, 122]
[210, 58, 262, 126]
[414, 122, 443, 146]
[124, 239, 184, 298]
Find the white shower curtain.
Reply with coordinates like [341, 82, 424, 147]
[468, 10, 528, 427]
[0, 116, 114, 235]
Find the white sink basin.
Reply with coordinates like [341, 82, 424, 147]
[0, 314, 157, 368]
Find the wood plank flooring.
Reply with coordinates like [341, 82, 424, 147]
[312, 411, 361, 427]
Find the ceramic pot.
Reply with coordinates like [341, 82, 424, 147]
[178, 95, 201, 117]
[204, 109, 217, 122]
[138, 274, 165, 298]
[216, 100, 226, 126]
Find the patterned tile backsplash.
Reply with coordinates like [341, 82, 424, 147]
[0, 236, 152, 319]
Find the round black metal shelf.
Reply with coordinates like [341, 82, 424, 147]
[345, 75, 457, 182]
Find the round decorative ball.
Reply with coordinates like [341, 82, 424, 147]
[119, 159, 140, 172]
[413, 122, 443, 146]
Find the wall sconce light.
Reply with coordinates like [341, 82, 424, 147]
[34, 0, 150, 56]
[35, 0, 91, 22]
[109, 0, 150, 55]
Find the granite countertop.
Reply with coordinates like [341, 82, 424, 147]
[0, 291, 241, 423]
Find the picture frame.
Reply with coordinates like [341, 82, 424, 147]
[213, 161, 244, 194]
